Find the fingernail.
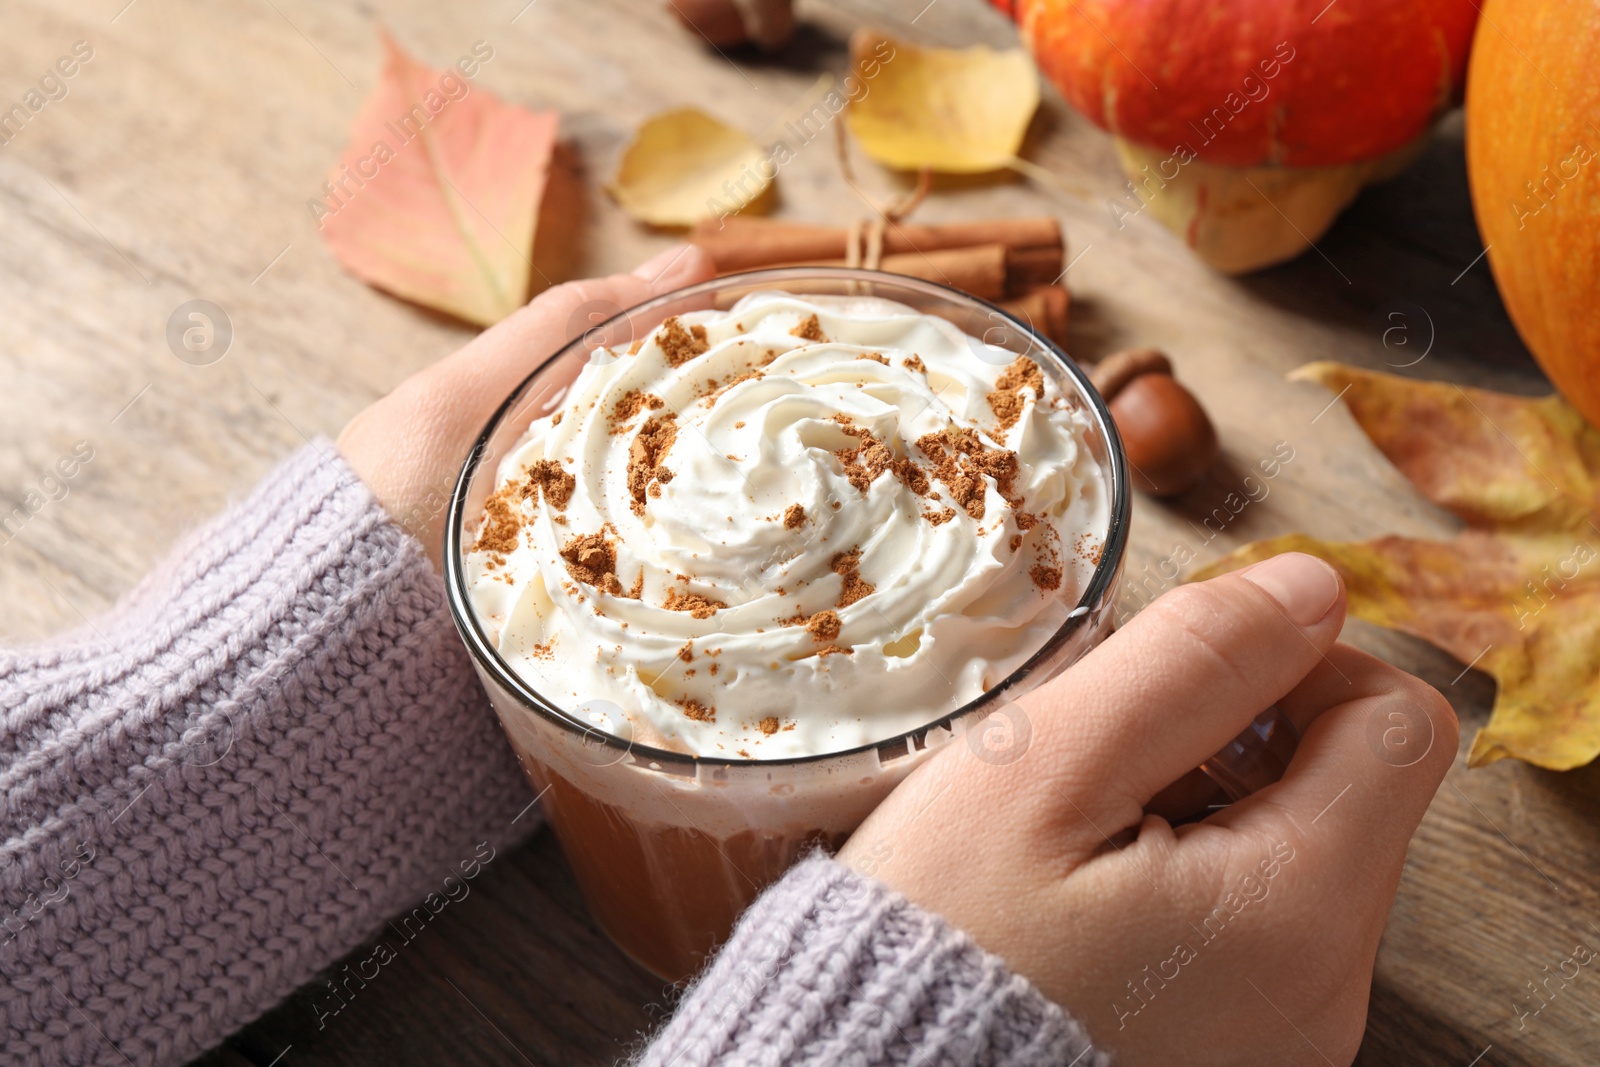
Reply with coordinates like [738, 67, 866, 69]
[632, 244, 693, 284]
[1240, 553, 1340, 626]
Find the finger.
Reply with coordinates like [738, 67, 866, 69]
[1211, 649, 1457, 865]
[442, 244, 718, 390]
[1273, 643, 1408, 734]
[1026, 552, 1347, 819]
[1139, 646, 1379, 825]
[631, 243, 714, 288]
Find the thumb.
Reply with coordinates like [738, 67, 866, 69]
[1028, 552, 1347, 826]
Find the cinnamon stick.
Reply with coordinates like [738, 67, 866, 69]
[774, 244, 1010, 302]
[690, 216, 1063, 274]
[1006, 245, 1065, 289]
[997, 284, 1070, 346]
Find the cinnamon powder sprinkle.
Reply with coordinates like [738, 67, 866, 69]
[916, 431, 987, 519]
[903, 354, 925, 373]
[832, 424, 897, 495]
[828, 419, 928, 496]
[895, 456, 931, 497]
[560, 531, 624, 595]
[680, 698, 716, 723]
[524, 459, 575, 510]
[857, 351, 889, 365]
[677, 642, 694, 663]
[817, 645, 853, 657]
[628, 413, 677, 515]
[475, 492, 522, 554]
[783, 504, 806, 529]
[1030, 526, 1065, 592]
[791, 314, 827, 342]
[1030, 564, 1063, 591]
[926, 506, 957, 526]
[831, 548, 874, 608]
[987, 356, 1045, 432]
[916, 428, 1023, 521]
[663, 587, 727, 619]
[611, 390, 664, 432]
[659, 316, 710, 366]
[758, 716, 780, 736]
[970, 449, 1022, 506]
[806, 610, 841, 643]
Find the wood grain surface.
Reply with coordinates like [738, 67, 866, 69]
[0, 0, 1592, 1064]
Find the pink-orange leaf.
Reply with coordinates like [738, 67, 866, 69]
[317, 34, 558, 327]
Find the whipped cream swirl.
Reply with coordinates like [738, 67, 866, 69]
[465, 292, 1108, 758]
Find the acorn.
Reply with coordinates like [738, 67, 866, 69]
[1091, 348, 1219, 498]
[669, 0, 795, 51]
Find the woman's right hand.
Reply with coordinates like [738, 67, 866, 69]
[838, 552, 1456, 1066]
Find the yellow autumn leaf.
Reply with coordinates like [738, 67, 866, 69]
[608, 107, 774, 228]
[846, 26, 1039, 173]
[1193, 362, 1600, 771]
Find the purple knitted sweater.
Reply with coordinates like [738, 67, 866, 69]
[0, 444, 1105, 1067]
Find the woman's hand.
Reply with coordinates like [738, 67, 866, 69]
[337, 246, 716, 567]
[839, 552, 1456, 1067]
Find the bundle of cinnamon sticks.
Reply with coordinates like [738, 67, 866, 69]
[688, 216, 1070, 344]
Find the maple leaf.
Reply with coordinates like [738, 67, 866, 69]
[1193, 362, 1600, 771]
[318, 34, 559, 327]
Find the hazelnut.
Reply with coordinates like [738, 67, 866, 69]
[669, 0, 795, 51]
[1090, 347, 1219, 497]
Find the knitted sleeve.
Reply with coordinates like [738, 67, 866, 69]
[0, 443, 533, 1067]
[640, 854, 1110, 1067]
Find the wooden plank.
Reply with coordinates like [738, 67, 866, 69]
[0, 0, 1594, 1064]
[212, 832, 667, 1067]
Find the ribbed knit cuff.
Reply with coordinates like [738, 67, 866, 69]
[639, 854, 1110, 1067]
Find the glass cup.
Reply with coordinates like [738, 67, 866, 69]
[443, 268, 1131, 982]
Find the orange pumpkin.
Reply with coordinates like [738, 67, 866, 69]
[1466, 0, 1600, 427]
[995, 0, 1480, 273]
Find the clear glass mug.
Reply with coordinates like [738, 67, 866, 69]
[441, 268, 1134, 982]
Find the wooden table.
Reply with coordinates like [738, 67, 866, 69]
[1, 0, 1592, 1064]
